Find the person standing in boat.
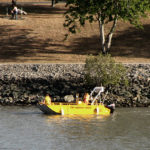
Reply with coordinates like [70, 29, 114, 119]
[83, 93, 90, 104]
[40, 94, 52, 105]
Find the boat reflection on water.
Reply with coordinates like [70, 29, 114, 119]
[44, 113, 112, 125]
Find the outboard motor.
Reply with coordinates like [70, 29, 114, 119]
[106, 103, 115, 113]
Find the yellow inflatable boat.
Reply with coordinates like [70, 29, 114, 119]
[38, 102, 111, 115]
[38, 87, 115, 115]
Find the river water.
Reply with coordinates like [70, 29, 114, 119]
[0, 106, 150, 150]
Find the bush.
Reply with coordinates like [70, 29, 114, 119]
[84, 53, 128, 87]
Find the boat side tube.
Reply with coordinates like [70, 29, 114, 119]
[37, 104, 60, 115]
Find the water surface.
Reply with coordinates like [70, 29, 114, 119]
[0, 106, 150, 150]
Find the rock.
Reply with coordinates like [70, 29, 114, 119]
[8, 97, 14, 104]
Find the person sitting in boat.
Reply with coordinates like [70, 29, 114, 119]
[40, 94, 52, 105]
[83, 93, 90, 104]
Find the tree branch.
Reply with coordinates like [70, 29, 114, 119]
[106, 15, 118, 51]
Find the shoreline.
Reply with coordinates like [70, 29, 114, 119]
[0, 63, 150, 107]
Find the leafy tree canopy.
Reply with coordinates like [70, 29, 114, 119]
[64, 0, 150, 53]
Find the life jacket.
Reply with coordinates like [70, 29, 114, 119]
[83, 93, 90, 104]
[45, 96, 51, 105]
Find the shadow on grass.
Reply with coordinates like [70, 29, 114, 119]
[110, 24, 150, 58]
[0, 24, 149, 62]
[0, 25, 55, 62]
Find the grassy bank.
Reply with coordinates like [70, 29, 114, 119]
[0, 3, 150, 63]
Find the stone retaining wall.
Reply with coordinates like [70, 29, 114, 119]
[0, 64, 150, 107]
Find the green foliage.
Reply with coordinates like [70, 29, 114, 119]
[64, 0, 150, 33]
[84, 53, 128, 87]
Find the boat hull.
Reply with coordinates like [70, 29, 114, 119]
[38, 103, 111, 115]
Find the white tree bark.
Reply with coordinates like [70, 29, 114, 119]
[106, 16, 118, 52]
[98, 14, 106, 54]
[98, 14, 118, 54]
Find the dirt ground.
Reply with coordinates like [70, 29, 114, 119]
[0, 2, 150, 63]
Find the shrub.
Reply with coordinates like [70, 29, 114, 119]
[84, 53, 128, 88]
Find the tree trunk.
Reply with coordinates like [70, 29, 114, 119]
[98, 14, 118, 54]
[106, 16, 118, 53]
[98, 16, 107, 54]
